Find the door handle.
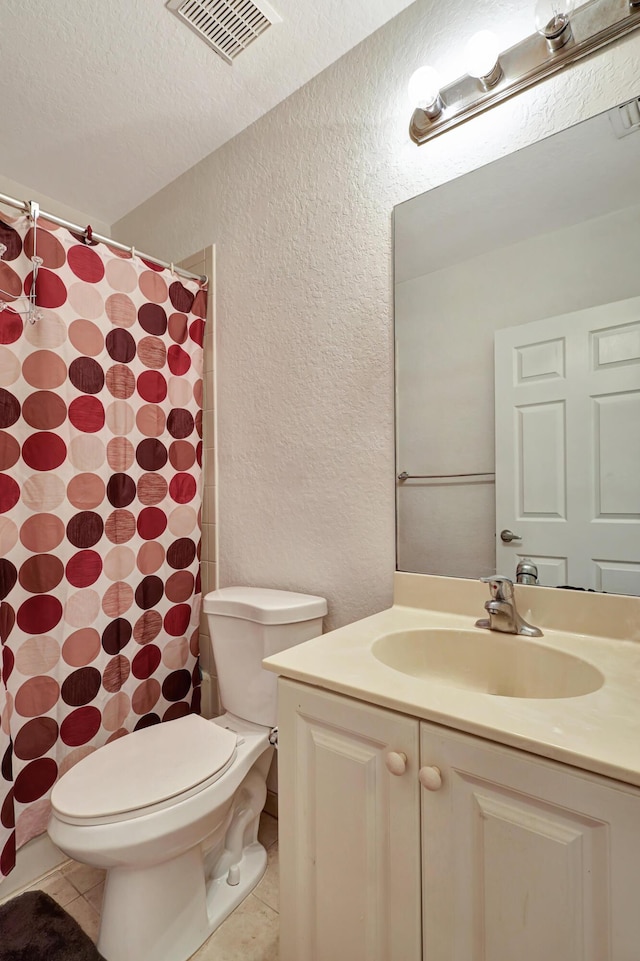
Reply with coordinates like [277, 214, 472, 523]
[500, 529, 522, 543]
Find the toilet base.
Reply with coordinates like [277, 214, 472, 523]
[206, 841, 267, 930]
[96, 841, 268, 961]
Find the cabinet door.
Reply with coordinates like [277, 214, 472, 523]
[278, 678, 422, 961]
[420, 721, 640, 961]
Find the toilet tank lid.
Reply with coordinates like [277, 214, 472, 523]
[203, 587, 327, 624]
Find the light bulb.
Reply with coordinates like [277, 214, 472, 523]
[464, 31, 503, 87]
[408, 66, 443, 118]
[535, 0, 576, 48]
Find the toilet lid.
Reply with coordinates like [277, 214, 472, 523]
[51, 715, 237, 822]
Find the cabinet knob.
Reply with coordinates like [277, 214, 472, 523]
[419, 765, 442, 791]
[385, 751, 408, 776]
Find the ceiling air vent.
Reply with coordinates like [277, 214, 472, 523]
[167, 0, 281, 64]
[608, 97, 640, 139]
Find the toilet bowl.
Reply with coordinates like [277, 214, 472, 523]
[48, 587, 327, 961]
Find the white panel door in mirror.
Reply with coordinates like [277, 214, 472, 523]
[495, 296, 640, 593]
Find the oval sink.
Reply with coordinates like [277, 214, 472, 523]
[371, 629, 604, 699]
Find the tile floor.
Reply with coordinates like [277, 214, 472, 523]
[25, 812, 280, 961]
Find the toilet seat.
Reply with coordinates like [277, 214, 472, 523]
[51, 714, 238, 827]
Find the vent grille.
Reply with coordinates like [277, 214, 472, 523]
[167, 0, 280, 64]
[609, 98, 640, 139]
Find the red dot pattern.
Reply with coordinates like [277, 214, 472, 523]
[0, 216, 206, 877]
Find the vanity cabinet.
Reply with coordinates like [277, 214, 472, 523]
[420, 722, 640, 961]
[277, 678, 422, 961]
[277, 677, 640, 961]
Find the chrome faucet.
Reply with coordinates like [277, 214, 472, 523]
[516, 559, 538, 585]
[475, 576, 543, 637]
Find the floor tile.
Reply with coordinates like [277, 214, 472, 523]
[36, 871, 79, 908]
[192, 894, 279, 961]
[62, 861, 107, 895]
[84, 880, 105, 912]
[65, 895, 101, 943]
[253, 843, 278, 914]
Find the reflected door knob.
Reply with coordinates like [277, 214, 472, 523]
[385, 751, 408, 776]
[419, 766, 442, 791]
[500, 529, 522, 543]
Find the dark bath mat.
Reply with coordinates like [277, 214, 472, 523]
[0, 889, 106, 961]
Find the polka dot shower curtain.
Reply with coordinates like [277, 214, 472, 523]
[0, 213, 207, 878]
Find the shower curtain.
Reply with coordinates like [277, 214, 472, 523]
[0, 213, 207, 878]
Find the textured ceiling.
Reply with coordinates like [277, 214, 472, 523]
[0, 0, 417, 223]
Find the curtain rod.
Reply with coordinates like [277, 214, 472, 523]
[0, 191, 207, 285]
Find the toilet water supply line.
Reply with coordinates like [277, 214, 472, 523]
[210, 770, 267, 887]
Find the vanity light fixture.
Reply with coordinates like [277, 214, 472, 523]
[534, 0, 576, 50]
[407, 65, 444, 119]
[410, 0, 640, 145]
[464, 31, 503, 89]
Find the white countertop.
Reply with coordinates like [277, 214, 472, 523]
[264, 574, 640, 787]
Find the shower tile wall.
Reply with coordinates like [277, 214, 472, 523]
[178, 246, 219, 720]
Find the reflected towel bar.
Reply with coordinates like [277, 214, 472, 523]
[397, 471, 496, 480]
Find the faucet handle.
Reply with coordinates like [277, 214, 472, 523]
[480, 575, 515, 602]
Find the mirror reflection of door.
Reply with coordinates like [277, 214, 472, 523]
[495, 296, 640, 594]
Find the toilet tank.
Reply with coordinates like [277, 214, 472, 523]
[202, 587, 327, 727]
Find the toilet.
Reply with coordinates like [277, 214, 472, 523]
[48, 587, 327, 961]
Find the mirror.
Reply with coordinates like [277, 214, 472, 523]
[395, 96, 640, 594]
